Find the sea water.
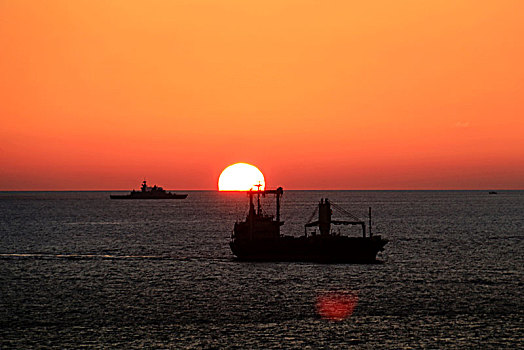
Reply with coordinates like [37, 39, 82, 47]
[0, 190, 522, 348]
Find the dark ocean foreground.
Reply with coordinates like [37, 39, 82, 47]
[1, 190, 522, 348]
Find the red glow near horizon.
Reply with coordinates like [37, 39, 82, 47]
[316, 291, 359, 321]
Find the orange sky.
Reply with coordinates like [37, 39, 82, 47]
[1, 1, 523, 190]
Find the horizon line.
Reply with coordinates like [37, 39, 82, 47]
[0, 188, 521, 192]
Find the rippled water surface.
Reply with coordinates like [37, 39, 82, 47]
[1, 191, 523, 348]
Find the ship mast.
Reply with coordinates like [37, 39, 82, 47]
[369, 207, 372, 237]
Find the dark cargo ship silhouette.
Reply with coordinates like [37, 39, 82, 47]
[230, 186, 387, 263]
[110, 180, 187, 199]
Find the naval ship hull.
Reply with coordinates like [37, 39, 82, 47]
[110, 180, 188, 199]
[230, 235, 387, 263]
[110, 193, 187, 199]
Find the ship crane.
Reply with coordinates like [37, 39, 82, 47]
[304, 199, 372, 238]
[247, 186, 283, 222]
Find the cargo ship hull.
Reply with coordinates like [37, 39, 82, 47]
[230, 236, 387, 263]
[229, 187, 387, 264]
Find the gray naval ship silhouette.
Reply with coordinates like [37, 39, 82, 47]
[110, 180, 187, 199]
[230, 185, 387, 263]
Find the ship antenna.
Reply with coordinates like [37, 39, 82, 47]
[254, 182, 262, 215]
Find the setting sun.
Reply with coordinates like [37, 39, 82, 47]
[218, 163, 265, 191]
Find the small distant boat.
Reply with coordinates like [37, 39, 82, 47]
[229, 186, 387, 263]
[489, 191, 498, 195]
[110, 180, 188, 200]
